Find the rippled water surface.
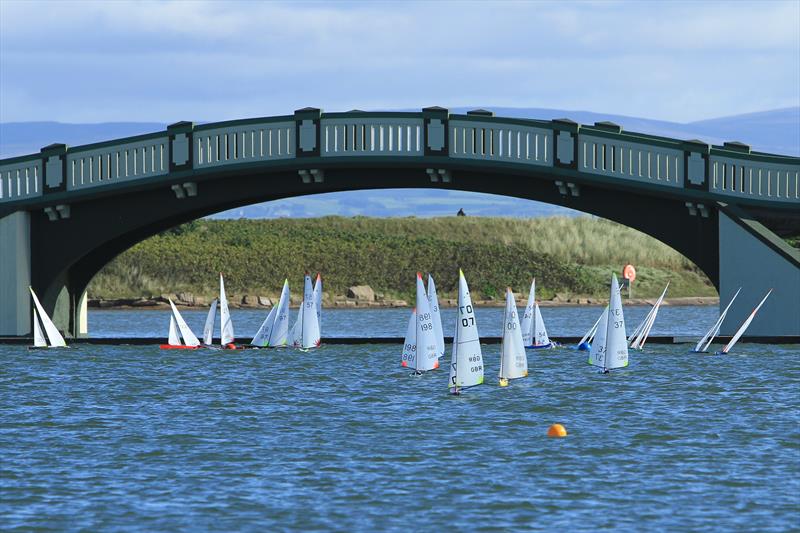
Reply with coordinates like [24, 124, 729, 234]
[2, 309, 799, 531]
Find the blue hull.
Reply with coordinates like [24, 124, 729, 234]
[576, 342, 591, 351]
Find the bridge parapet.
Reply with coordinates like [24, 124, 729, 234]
[0, 155, 42, 202]
[1, 108, 798, 209]
[66, 133, 169, 191]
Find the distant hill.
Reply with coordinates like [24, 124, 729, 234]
[2, 107, 797, 219]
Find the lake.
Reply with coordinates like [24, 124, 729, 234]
[1, 307, 798, 531]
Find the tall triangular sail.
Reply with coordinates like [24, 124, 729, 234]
[269, 280, 291, 347]
[203, 298, 218, 345]
[532, 303, 551, 347]
[576, 307, 606, 349]
[721, 289, 772, 354]
[630, 283, 669, 349]
[413, 273, 439, 372]
[300, 274, 321, 349]
[168, 316, 180, 346]
[520, 279, 536, 346]
[29, 288, 67, 347]
[427, 274, 445, 358]
[313, 274, 322, 330]
[251, 305, 277, 347]
[168, 298, 200, 346]
[499, 288, 527, 381]
[219, 274, 234, 345]
[401, 308, 417, 367]
[290, 300, 303, 347]
[590, 274, 628, 370]
[694, 288, 741, 353]
[32, 309, 47, 347]
[449, 270, 483, 391]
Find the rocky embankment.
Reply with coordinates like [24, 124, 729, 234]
[89, 285, 718, 310]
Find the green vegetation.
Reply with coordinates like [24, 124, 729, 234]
[89, 216, 716, 301]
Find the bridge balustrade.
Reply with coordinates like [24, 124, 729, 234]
[578, 134, 684, 188]
[448, 119, 553, 166]
[67, 136, 169, 191]
[320, 117, 424, 156]
[0, 159, 41, 201]
[710, 155, 799, 203]
[193, 120, 295, 168]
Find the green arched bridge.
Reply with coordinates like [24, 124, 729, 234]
[1, 107, 798, 338]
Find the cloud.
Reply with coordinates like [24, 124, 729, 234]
[0, 1, 797, 123]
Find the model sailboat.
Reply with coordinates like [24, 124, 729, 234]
[629, 283, 669, 349]
[498, 288, 528, 387]
[160, 298, 201, 349]
[251, 279, 291, 347]
[719, 289, 772, 355]
[28, 287, 67, 349]
[520, 279, 553, 349]
[291, 273, 321, 349]
[575, 306, 606, 351]
[692, 288, 741, 353]
[218, 273, 237, 349]
[427, 274, 445, 358]
[449, 270, 483, 394]
[405, 273, 439, 374]
[589, 274, 628, 373]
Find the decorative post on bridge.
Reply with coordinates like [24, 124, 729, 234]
[295, 107, 322, 158]
[422, 106, 449, 157]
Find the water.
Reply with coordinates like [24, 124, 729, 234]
[2, 309, 798, 531]
[88, 304, 719, 339]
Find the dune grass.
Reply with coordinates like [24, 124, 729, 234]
[89, 216, 715, 301]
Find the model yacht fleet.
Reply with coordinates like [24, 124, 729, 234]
[27, 270, 773, 389]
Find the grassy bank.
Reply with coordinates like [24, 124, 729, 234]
[89, 216, 716, 302]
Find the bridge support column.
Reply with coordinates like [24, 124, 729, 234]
[718, 207, 800, 337]
[0, 211, 32, 336]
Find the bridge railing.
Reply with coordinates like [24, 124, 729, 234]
[1, 108, 798, 208]
[448, 116, 553, 167]
[67, 133, 169, 191]
[709, 149, 798, 203]
[193, 117, 296, 168]
[320, 114, 425, 157]
[0, 156, 42, 202]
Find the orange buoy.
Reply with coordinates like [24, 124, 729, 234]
[547, 423, 567, 437]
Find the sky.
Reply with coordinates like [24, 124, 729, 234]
[1, 0, 798, 124]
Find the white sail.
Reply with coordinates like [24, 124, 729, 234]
[589, 274, 628, 370]
[313, 273, 322, 330]
[695, 288, 741, 353]
[401, 308, 417, 368]
[588, 308, 609, 367]
[167, 316, 180, 346]
[577, 307, 605, 348]
[605, 274, 629, 369]
[631, 283, 669, 349]
[168, 298, 200, 346]
[532, 303, 551, 347]
[290, 299, 303, 347]
[414, 273, 439, 371]
[449, 270, 483, 390]
[300, 273, 321, 349]
[32, 309, 47, 347]
[721, 289, 772, 354]
[219, 274, 235, 345]
[29, 288, 66, 347]
[520, 278, 536, 346]
[268, 280, 291, 347]
[427, 274, 445, 358]
[499, 288, 527, 381]
[202, 298, 218, 345]
[251, 305, 277, 347]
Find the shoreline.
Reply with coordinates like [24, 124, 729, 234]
[89, 296, 720, 311]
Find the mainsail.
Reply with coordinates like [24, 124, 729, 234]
[694, 288, 741, 353]
[427, 274, 445, 358]
[219, 274, 235, 346]
[401, 308, 417, 367]
[449, 270, 483, 391]
[202, 298, 218, 345]
[720, 289, 772, 354]
[499, 288, 528, 382]
[29, 287, 67, 347]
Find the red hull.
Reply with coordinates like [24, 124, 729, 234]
[159, 344, 199, 350]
